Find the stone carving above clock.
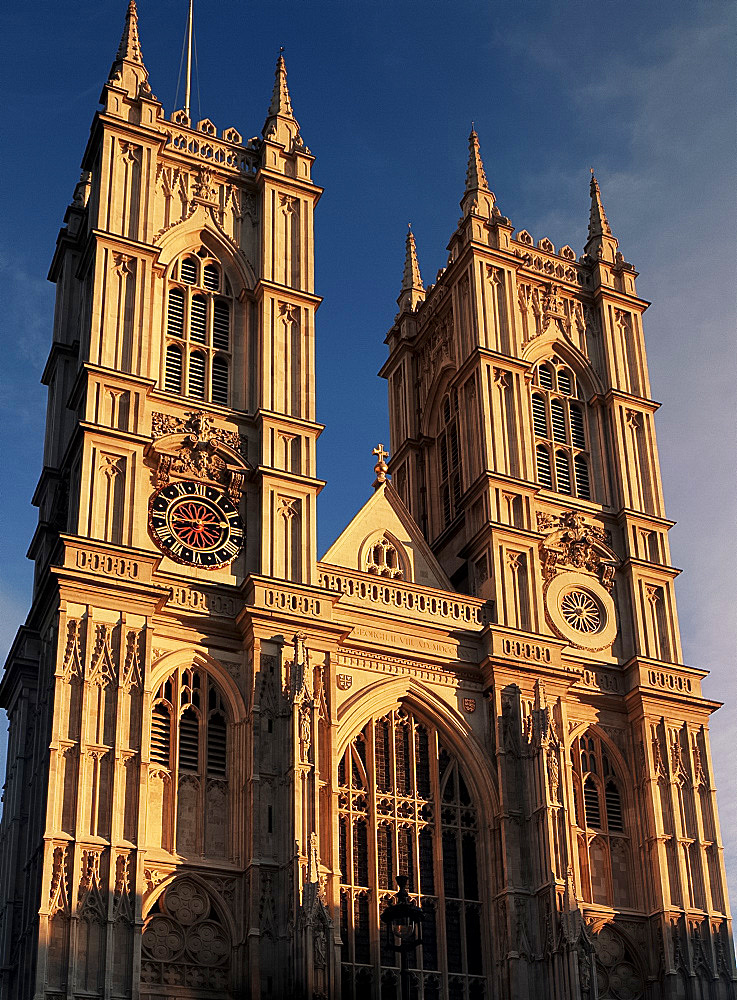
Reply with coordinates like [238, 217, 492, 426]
[148, 410, 250, 502]
[537, 510, 618, 592]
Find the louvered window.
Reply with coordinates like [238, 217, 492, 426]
[188, 351, 206, 399]
[584, 775, 601, 827]
[551, 398, 567, 442]
[339, 710, 486, 996]
[536, 445, 552, 489]
[190, 296, 207, 343]
[203, 263, 219, 290]
[531, 358, 592, 498]
[150, 706, 171, 767]
[211, 356, 229, 405]
[207, 711, 227, 777]
[180, 257, 197, 284]
[151, 668, 230, 858]
[164, 250, 233, 405]
[532, 394, 547, 436]
[179, 708, 199, 772]
[167, 289, 185, 338]
[605, 781, 623, 831]
[213, 301, 230, 349]
[557, 368, 572, 394]
[570, 405, 586, 448]
[555, 451, 572, 494]
[575, 455, 590, 499]
[165, 344, 183, 393]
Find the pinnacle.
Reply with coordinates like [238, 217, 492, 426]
[402, 225, 424, 292]
[268, 51, 294, 119]
[588, 170, 613, 241]
[115, 1, 144, 66]
[465, 127, 489, 193]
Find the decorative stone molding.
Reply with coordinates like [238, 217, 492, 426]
[148, 410, 250, 501]
[537, 510, 618, 592]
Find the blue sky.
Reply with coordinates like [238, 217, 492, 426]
[2, 1, 735, 906]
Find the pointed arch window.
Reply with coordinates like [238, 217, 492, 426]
[530, 358, 592, 500]
[163, 249, 233, 407]
[571, 731, 634, 908]
[338, 708, 487, 998]
[438, 390, 463, 529]
[148, 666, 230, 859]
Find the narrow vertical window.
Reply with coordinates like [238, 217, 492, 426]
[203, 263, 219, 290]
[189, 351, 206, 399]
[570, 405, 586, 448]
[180, 257, 197, 284]
[551, 398, 567, 442]
[211, 356, 229, 405]
[555, 450, 572, 494]
[167, 288, 185, 338]
[150, 705, 171, 767]
[532, 393, 547, 437]
[165, 343, 183, 393]
[536, 445, 552, 489]
[213, 300, 230, 349]
[190, 295, 207, 343]
[575, 455, 590, 499]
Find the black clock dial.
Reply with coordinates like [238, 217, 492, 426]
[148, 481, 244, 568]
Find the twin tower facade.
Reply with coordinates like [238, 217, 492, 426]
[0, 4, 734, 999]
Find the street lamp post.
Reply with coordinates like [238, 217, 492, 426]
[380, 875, 424, 1000]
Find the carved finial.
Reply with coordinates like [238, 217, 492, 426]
[588, 171, 612, 240]
[372, 443, 389, 488]
[116, 0, 144, 64]
[262, 50, 302, 147]
[465, 127, 489, 193]
[402, 225, 423, 291]
[461, 128, 496, 219]
[107, 0, 151, 97]
[268, 51, 294, 118]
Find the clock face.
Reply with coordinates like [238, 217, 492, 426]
[148, 481, 244, 568]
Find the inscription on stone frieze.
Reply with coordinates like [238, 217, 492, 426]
[349, 624, 477, 662]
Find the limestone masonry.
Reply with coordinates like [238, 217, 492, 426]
[0, 3, 734, 999]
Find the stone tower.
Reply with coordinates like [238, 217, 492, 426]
[0, 6, 734, 1000]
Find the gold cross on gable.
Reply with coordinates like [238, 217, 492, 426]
[372, 443, 389, 464]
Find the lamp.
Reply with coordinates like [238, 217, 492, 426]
[380, 875, 424, 1000]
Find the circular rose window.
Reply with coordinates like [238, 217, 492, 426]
[544, 572, 618, 650]
[560, 590, 602, 634]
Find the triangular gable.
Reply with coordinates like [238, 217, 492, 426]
[321, 482, 453, 591]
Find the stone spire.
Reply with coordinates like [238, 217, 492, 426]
[397, 226, 425, 312]
[262, 51, 302, 148]
[461, 127, 495, 218]
[584, 170, 619, 261]
[107, 0, 150, 98]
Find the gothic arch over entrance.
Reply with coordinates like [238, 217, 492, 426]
[337, 703, 492, 999]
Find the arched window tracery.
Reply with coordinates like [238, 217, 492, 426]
[531, 358, 592, 500]
[571, 731, 633, 909]
[339, 708, 488, 999]
[364, 536, 407, 581]
[164, 248, 233, 406]
[147, 666, 230, 859]
[140, 877, 232, 999]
